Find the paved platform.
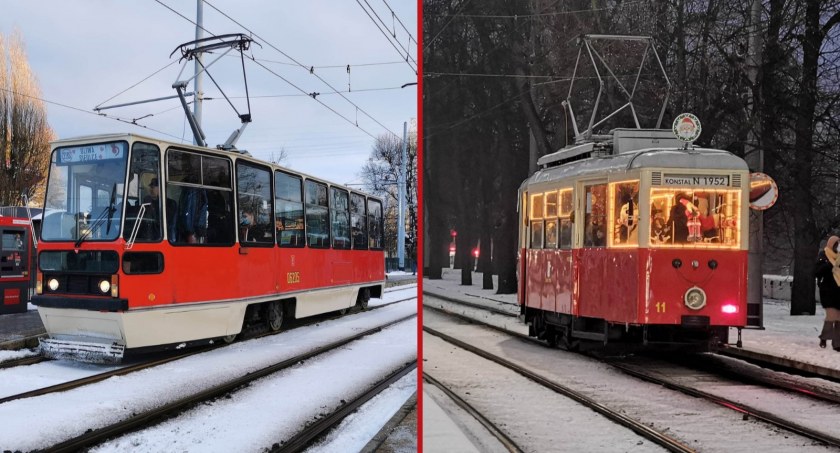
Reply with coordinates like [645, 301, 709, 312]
[0, 308, 44, 350]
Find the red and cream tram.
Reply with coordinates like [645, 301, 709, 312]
[33, 134, 385, 362]
[0, 216, 33, 315]
[519, 128, 749, 350]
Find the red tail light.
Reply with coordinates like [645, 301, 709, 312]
[722, 304, 738, 314]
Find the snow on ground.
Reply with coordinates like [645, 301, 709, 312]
[424, 309, 836, 452]
[0, 347, 37, 364]
[305, 372, 417, 453]
[92, 319, 417, 453]
[0, 300, 416, 451]
[424, 331, 667, 452]
[422, 387, 492, 453]
[425, 269, 840, 372]
[0, 291, 414, 399]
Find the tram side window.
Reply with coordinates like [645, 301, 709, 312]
[368, 199, 384, 250]
[350, 193, 368, 250]
[305, 180, 330, 248]
[236, 162, 274, 246]
[544, 191, 558, 248]
[330, 187, 351, 250]
[584, 184, 607, 247]
[610, 181, 639, 247]
[530, 193, 544, 249]
[275, 171, 305, 247]
[167, 150, 235, 246]
[558, 189, 573, 249]
[123, 143, 163, 242]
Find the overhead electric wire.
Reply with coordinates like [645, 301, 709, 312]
[154, 0, 216, 38]
[427, 1, 648, 18]
[249, 56, 405, 69]
[205, 85, 408, 100]
[202, 0, 404, 140]
[0, 86, 187, 142]
[94, 60, 179, 110]
[380, 0, 417, 44]
[356, 0, 417, 71]
[426, 0, 472, 47]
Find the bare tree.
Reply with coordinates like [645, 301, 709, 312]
[0, 31, 54, 207]
[268, 147, 289, 166]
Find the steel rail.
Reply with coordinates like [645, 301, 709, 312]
[423, 325, 696, 453]
[274, 361, 417, 452]
[423, 372, 524, 453]
[42, 314, 417, 453]
[608, 361, 840, 449]
[0, 355, 46, 370]
[1, 295, 416, 405]
[423, 291, 519, 318]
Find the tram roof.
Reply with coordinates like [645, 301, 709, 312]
[50, 133, 381, 200]
[525, 147, 749, 187]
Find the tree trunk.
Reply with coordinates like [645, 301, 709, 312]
[790, 0, 822, 315]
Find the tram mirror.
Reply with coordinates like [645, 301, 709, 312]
[749, 172, 778, 211]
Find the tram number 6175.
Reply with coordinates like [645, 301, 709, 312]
[287, 272, 301, 284]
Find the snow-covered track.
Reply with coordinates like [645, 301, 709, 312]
[423, 372, 524, 453]
[41, 313, 416, 453]
[607, 358, 840, 449]
[0, 354, 46, 370]
[423, 291, 518, 318]
[423, 325, 694, 453]
[274, 361, 416, 452]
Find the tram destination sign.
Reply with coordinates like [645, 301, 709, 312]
[663, 174, 729, 187]
[57, 142, 126, 165]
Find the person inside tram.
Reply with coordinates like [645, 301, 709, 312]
[618, 194, 638, 244]
[667, 193, 700, 243]
[239, 209, 257, 242]
[143, 178, 177, 240]
[177, 186, 208, 244]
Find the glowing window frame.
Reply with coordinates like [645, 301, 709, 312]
[648, 187, 742, 249]
[607, 180, 640, 248]
[530, 193, 544, 220]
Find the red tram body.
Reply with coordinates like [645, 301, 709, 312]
[519, 129, 750, 349]
[0, 216, 33, 314]
[33, 134, 385, 361]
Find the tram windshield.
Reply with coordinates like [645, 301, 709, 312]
[649, 187, 741, 248]
[41, 141, 128, 242]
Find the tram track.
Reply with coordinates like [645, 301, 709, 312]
[423, 324, 695, 453]
[423, 372, 524, 453]
[273, 361, 416, 452]
[605, 356, 840, 449]
[426, 293, 840, 450]
[0, 293, 416, 405]
[423, 291, 518, 318]
[40, 313, 417, 453]
[0, 354, 46, 370]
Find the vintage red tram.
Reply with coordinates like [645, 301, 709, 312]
[0, 216, 33, 315]
[518, 128, 750, 350]
[33, 134, 385, 362]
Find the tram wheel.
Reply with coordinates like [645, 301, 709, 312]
[267, 301, 284, 332]
[357, 288, 371, 311]
[221, 334, 237, 344]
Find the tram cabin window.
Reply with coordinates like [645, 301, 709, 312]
[166, 150, 234, 246]
[650, 187, 741, 247]
[610, 181, 639, 246]
[123, 143, 165, 242]
[236, 162, 274, 246]
[558, 189, 573, 249]
[368, 199, 384, 250]
[275, 171, 305, 247]
[330, 187, 351, 249]
[305, 180, 330, 248]
[544, 191, 558, 248]
[584, 184, 607, 247]
[350, 193, 368, 250]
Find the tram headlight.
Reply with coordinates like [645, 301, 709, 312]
[684, 287, 707, 310]
[98, 279, 111, 294]
[47, 278, 59, 292]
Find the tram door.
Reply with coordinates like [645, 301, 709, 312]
[0, 220, 31, 314]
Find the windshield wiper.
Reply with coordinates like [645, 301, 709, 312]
[75, 184, 117, 248]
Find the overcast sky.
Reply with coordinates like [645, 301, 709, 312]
[0, 1, 418, 185]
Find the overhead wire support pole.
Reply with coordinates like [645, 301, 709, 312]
[398, 121, 407, 270]
[193, 0, 204, 145]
